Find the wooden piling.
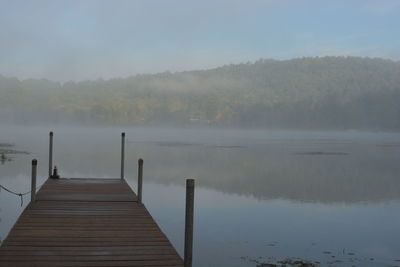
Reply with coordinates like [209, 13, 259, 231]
[138, 158, 143, 204]
[48, 131, 53, 178]
[30, 159, 37, 202]
[184, 179, 195, 267]
[121, 132, 125, 180]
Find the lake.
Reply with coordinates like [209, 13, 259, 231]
[1, 126, 400, 266]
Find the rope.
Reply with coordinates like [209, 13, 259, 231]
[0, 185, 32, 207]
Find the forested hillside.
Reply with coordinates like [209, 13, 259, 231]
[1, 56, 399, 129]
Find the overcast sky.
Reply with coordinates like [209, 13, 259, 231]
[1, 0, 399, 81]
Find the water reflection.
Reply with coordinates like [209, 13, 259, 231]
[131, 140, 400, 203]
[1, 126, 400, 204]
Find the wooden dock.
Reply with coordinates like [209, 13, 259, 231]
[0, 178, 184, 267]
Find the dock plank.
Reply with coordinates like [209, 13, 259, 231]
[0, 178, 183, 267]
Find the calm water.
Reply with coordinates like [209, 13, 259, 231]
[1, 126, 400, 266]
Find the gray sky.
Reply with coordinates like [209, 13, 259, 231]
[1, 0, 399, 81]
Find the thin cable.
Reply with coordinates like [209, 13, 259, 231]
[0, 185, 34, 206]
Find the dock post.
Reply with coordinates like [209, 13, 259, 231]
[48, 131, 53, 178]
[31, 159, 37, 202]
[120, 132, 125, 180]
[137, 158, 143, 204]
[184, 179, 195, 267]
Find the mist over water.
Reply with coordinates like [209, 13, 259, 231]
[1, 57, 400, 130]
[1, 125, 400, 266]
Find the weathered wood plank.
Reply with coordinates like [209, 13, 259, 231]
[35, 179, 137, 202]
[0, 260, 183, 267]
[0, 246, 177, 252]
[0, 178, 183, 266]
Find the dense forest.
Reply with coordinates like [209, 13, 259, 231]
[1, 56, 399, 129]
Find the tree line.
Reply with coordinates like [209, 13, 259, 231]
[1, 56, 399, 129]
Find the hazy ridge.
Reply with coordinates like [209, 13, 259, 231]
[1, 56, 399, 129]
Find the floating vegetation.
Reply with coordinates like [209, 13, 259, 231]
[213, 145, 244, 149]
[266, 242, 278, 247]
[155, 141, 245, 149]
[0, 143, 14, 147]
[377, 143, 400, 148]
[277, 258, 318, 267]
[295, 151, 348, 156]
[240, 254, 318, 267]
[0, 150, 29, 155]
[256, 258, 318, 267]
[0, 143, 29, 155]
[1, 153, 12, 164]
[157, 141, 201, 147]
[0, 143, 29, 164]
[239, 243, 397, 267]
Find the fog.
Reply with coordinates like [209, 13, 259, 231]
[2, 126, 400, 204]
[1, 57, 400, 130]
